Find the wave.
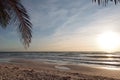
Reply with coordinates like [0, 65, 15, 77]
[0, 52, 120, 68]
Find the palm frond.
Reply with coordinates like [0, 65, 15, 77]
[8, 0, 32, 48]
[0, 0, 11, 28]
[92, 0, 120, 5]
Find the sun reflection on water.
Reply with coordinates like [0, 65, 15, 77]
[101, 54, 119, 70]
[101, 66, 119, 70]
[106, 54, 113, 58]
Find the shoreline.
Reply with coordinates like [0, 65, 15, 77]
[0, 59, 118, 80]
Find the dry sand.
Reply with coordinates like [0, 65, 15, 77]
[0, 59, 119, 80]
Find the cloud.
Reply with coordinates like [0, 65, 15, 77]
[25, 0, 120, 51]
[38, 2, 120, 51]
[23, 0, 92, 31]
[1, 0, 120, 51]
[53, 2, 120, 37]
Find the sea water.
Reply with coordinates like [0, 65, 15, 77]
[0, 52, 120, 69]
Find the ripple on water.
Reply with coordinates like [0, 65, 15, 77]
[55, 66, 70, 70]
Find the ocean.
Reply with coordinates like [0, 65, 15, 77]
[0, 52, 120, 69]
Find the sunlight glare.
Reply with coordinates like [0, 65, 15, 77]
[97, 31, 120, 51]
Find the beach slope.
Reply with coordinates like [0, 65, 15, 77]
[0, 59, 120, 80]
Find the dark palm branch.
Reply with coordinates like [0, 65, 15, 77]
[0, 0, 32, 48]
[92, 0, 120, 5]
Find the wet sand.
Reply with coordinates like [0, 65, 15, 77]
[0, 59, 120, 80]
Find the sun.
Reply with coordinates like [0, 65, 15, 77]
[97, 31, 120, 52]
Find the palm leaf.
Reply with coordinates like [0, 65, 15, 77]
[8, 0, 32, 48]
[0, 0, 11, 28]
[92, 0, 120, 5]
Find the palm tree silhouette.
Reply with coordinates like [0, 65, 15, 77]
[0, 0, 32, 48]
[92, 0, 120, 5]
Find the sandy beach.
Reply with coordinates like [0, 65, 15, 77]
[0, 59, 119, 80]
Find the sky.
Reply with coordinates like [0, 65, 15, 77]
[0, 0, 120, 51]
